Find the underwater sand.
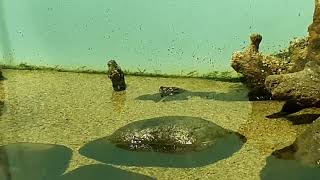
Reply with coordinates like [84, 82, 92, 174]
[0, 69, 319, 180]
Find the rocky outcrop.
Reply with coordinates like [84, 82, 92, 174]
[231, 0, 320, 108]
[265, 61, 320, 114]
[273, 117, 320, 167]
[264, 0, 320, 114]
[106, 60, 126, 91]
[307, 0, 320, 65]
[260, 118, 320, 179]
[231, 34, 289, 100]
[0, 70, 4, 80]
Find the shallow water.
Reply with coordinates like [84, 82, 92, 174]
[0, 69, 319, 179]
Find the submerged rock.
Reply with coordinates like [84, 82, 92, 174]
[265, 61, 320, 114]
[106, 60, 126, 91]
[261, 118, 320, 180]
[108, 116, 244, 153]
[0, 70, 4, 80]
[79, 116, 246, 167]
[275, 118, 320, 167]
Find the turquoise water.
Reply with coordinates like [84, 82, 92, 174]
[0, 0, 314, 74]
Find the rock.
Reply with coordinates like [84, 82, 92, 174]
[231, 34, 289, 100]
[108, 116, 245, 153]
[0, 70, 4, 80]
[273, 117, 320, 167]
[263, 1, 320, 115]
[231, 0, 320, 100]
[159, 86, 185, 97]
[106, 60, 126, 91]
[265, 61, 320, 114]
[260, 118, 320, 180]
[79, 116, 246, 168]
[281, 37, 309, 72]
[306, 0, 320, 65]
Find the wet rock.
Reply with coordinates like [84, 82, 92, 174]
[261, 118, 320, 180]
[265, 61, 320, 114]
[159, 86, 185, 97]
[79, 116, 246, 167]
[306, 0, 320, 65]
[0, 70, 4, 80]
[108, 116, 244, 153]
[231, 0, 320, 100]
[275, 118, 320, 167]
[106, 60, 126, 91]
[231, 34, 289, 100]
[264, 1, 320, 115]
[283, 37, 309, 72]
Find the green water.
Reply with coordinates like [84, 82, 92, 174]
[0, 0, 314, 74]
[0, 143, 154, 180]
[0, 0, 320, 179]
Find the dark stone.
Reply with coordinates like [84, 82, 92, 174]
[79, 116, 246, 168]
[261, 118, 320, 180]
[0, 101, 4, 116]
[107, 60, 126, 91]
[0, 71, 4, 80]
[265, 61, 320, 115]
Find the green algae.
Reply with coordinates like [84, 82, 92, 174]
[0, 63, 243, 82]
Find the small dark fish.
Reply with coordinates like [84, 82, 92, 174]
[159, 86, 185, 97]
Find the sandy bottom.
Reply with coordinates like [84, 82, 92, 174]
[0, 69, 319, 180]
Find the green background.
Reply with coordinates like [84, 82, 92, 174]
[0, 0, 314, 75]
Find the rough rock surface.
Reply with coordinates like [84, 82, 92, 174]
[260, 118, 320, 180]
[272, 117, 320, 167]
[264, 0, 320, 114]
[275, 37, 309, 73]
[307, 0, 320, 65]
[231, 34, 290, 100]
[265, 61, 320, 113]
[0, 70, 4, 80]
[106, 60, 126, 91]
[107, 116, 245, 153]
[232, 0, 320, 106]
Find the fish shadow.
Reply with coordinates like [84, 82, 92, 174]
[78, 134, 245, 168]
[267, 113, 320, 125]
[135, 89, 249, 102]
[0, 142, 154, 180]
